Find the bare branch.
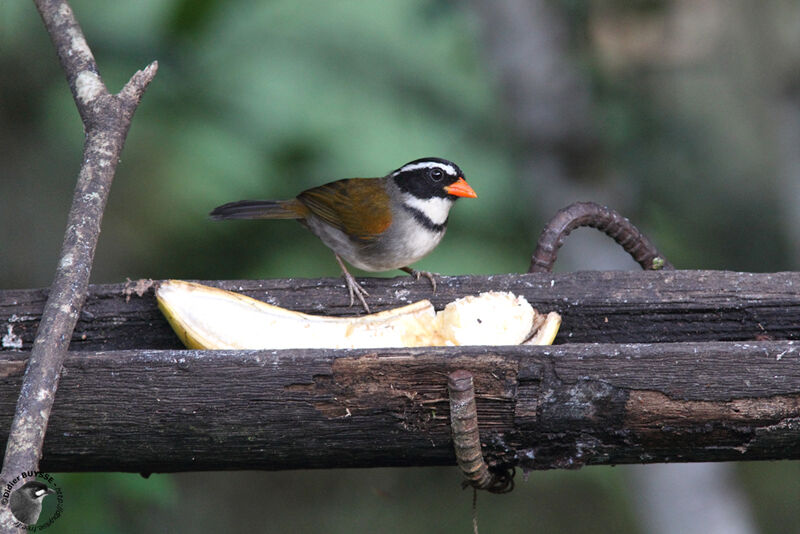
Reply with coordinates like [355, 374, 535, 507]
[3, 270, 799, 352]
[1, 0, 157, 518]
[0, 341, 798, 472]
[1, 270, 796, 474]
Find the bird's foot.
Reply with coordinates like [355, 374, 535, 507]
[343, 270, 371, 313]
[400, 267, 438, 293]
[335, 254, 371, 313]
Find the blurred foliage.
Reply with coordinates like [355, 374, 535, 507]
[2, 0, 800, 532]
[141, 467, 640, 533]
[42, 473, 175, 534]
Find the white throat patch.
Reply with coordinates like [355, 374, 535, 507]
[403, 194, 453, 226]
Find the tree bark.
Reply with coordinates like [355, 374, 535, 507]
[2, 270, 799, 352]
[0, 341, 797, 473]
[1, 4, 156, 528]
[3, 270, 798, 472]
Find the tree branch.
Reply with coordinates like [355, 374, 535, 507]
[3, 271, 798, 353]
[1, 270, 798, 473]
[1, 0, 157, 514]
[0, 341, 797, 472]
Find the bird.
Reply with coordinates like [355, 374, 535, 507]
[9, 481, 55, 525]
[210, 157, 477, 312]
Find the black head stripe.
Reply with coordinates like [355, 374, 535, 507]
[391, 158, 463, 200]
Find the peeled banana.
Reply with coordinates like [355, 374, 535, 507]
[156, 280, 560, 350]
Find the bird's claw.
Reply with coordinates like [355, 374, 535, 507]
[335, 254, 371, 313]
[343, 272, 371, 313]
[401, 267, 438, 293]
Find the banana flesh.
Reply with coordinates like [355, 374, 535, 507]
[156, 280, 560, 350]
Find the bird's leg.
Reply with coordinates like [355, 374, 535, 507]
[334, 254, 371, 313]
[400, 266, 437, 293]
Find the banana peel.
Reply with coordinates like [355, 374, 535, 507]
[156, 280, 560, 350]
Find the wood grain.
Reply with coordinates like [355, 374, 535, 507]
[0, 341, 796, 472]
[2, 271, 799, 352]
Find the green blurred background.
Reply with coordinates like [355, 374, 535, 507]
[2, 0, 800, 532]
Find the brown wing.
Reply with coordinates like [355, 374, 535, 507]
[297, 178, 392, 240]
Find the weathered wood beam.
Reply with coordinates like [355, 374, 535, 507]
[2, 271, 799, 352]
[0, 341, 798, 473]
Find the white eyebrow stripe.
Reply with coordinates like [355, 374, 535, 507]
[392, 161, 457, 177]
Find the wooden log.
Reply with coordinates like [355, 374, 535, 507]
[0, 341, 798, 472]
[2, 270, 799, 352]
[3, 270, 799, 472]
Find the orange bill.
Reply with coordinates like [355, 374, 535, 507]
[444, 177, 477, 198]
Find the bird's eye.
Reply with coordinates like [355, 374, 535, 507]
[429, 168, 444, 181]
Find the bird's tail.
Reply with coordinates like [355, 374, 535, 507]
[209, 199, 307, 220]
